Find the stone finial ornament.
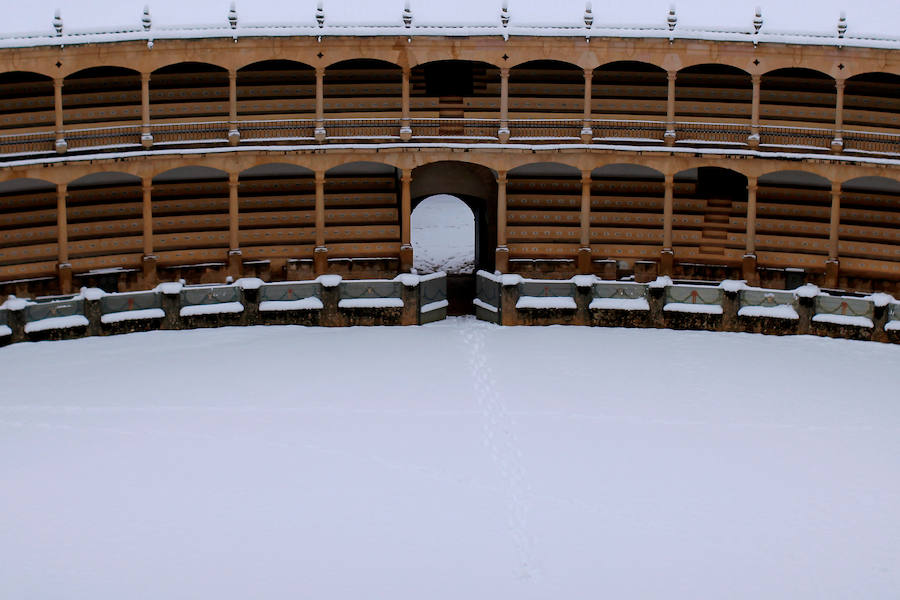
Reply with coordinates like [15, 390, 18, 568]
[501, 1, 510, 28]
[402, 1, 413, 28]
[837, 12, 847, 38]
[753, 7, 763, 34]
[228, 2, 238, 30]
[584, 2, 594, 29]
[667, 5, 677, 32]
[53, 9, 63, 36]
[316, 1, 325, 28]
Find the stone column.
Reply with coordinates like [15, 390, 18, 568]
[578, 170, 592, 274]
[54, 77, 67, 153]
[314, 171, 328, 274]
[56, 183, 71, 293]
[498, 67, 510, 143]
[228, 69, 240, 146]
[400, 66, 412, 141]
[496, 170, 509, 272]
[742, 176, 759, 284]
[664, 70, 677, 146]
[141, 177, 158, 286]
[581, 68, 593, 143]
[826, 180, 841, 287]
[228, 172, 242, 278]
[315, 66, 326, 142]
[141, 72, 153, 148]
[400, 169, 413, 272]
[749, 74, 761, 149]
[831, 78, 845, 153]
[660, 173, 674, 275]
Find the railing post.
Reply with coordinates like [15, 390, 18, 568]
[400, 66, 412, 141]
[228, 172, 242, 278]
[315, 67, 326, 142]
[581, 68, 593, 143]
[53, 77, 67, 154]
[498, 67, 510, 143]
[831, 78, 845, 153]
[742, 175, 759, 284]
[749, 74, 761, 149]
[826, 180, 841, 288]
[228, 69, 240, 146]
[56, 183, 71, 293]
[578, 170, 592, 274]
[400, 169, 413, 272]
[141, 72, 153, 149]
[496, 170, 509, 272]
[141, 176, 158, 286]
[660, 173, 674, 275]
[665, 70, 677, 146]
[314, 171, 328, 274]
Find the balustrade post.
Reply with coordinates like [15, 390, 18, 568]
[315, 67, 326, 142]
[660, 173, 674, 275]
[56, 183, 71, 293]
[831, 78, 845, 153]
[142, 177, 158, 286]
[498, 67, 510, 143]
[228, 172, 242, 278]
[665, 71, 677, 146]
[581, 69, 593, 143]
[400, 66, 412, 141]
[314, 171, 328, 274]
[749, 74, 761, 149]
[141, 73, 153, 149]
[578, 170, 592, 274]
[496, 170, 509, 272]
[826, 180, 841, 288]
[228, 69, 240, 146]
[53, 77, 67, 154]
[400, 169, 413, 272]
[742, 176, 759, 284]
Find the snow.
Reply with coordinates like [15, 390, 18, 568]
[648, 275, 673, 289]
[515, 296, 578, 310]
[501, 274, 524, 286]
[23, 314, 89, 333]
[77, 287, 107, 301]
[235, 277, 265, 290]
[394, 273, 421, 287]
[100, 308, 166, 323]
[0, 325, 11, 337]
[472, 298, 499, 312]
[179, 301, 244, 317]
[413, 195, 475, 275]
[793, 284, 821, 299]
[885, 320, 900, 331]
[1, 319, 899, 599]
[864, 292, 896, 308]
[154, 281, 184, 295]
[316, 274, 342, 288]
[719, 279, 748, 293]
[812, 313, 874, 328]
[259, 297, 324, 311]
[0, 295, 34, 311]
[589, 297, 650, 311]
[338, 298, 404, 309]
[421, 299, 450, 313]
[738, 304, 800, 320]
[571, 275, 597, 288]
[664, 302, 724, 314]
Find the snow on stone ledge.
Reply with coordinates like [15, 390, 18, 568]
[738, 305, 800, 320]
[516, 296, 577, 310]
[0, 325, 11, 337]
[0, 295, 34, 311]
[719, 280, 748, 293]
[235, 277, 265, 290]
[338, 298, 403, 309]
[885, 320, 900, 332]
[155, 281, 184, 295]
[572, 275, 597, 288]
[78, 287, 107, 301]
[259, 298, 324, 312]
[101, 308, 165, 324]
[501, 274, 524, 287]
[793, 284, 820, 299]
[24, 315, 89, 333]
[472, 298, 498, 313]
[316, 274, 342, 288]
[664, 302, 723, 315]
[394, 273, 420, 287]
[421, 300, 449, 313]
[865, 292, 896, 308]
[180, 302, 244, 317]
[812, 314, 874, 328]
[648, 276, 673, 289]
[589, 297, 650, 311]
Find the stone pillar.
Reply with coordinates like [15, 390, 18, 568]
[578, 170, 592, 274]
[664, 70, 677, 146]
[498, 67, 510, 143]
[314, 171, 328, 274]
[581, 68, 593, 143]
[400, 66, 412, 141]
[749, 74, 761, 149]
[660, 173, 674, 275]
[141, 177, 158, 286]
[496, 170, 509, 272]
[400, 169, 413, 272]
[141, 72, 153, 148]
[228, 172, 242, 278]
[53, 77, 67, 153]
[228, 69, 240, 146]
[742, 175, 759, 284]
[831, 78, 845, 153]
[826, 180, 841, 288]
[56, 183, 71, 293]
[315, 67, 326, 142]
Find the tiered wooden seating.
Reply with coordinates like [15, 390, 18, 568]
[592, 62, 667, 121]
[324, 176, 400, 258]
[66, 181, 144, 273]
[508, 61, 583, 119]
[150, 63, 229, 121]
[844, 73, 900, 131]
[506, 177, 581, 259]
[838, 186, 900, 278]
[238, 175, 316, 264]
[674, 65, 751, 123]
[0, 71, 54, 131]
[759, 69, 836, 127]
[753, 184, 831, 270]
[670, 181, 733, 263]
[0, 183, 58, 280]
[151, 179, 230, 266]
[589, 179, 678, 260]
[62, 67, 141, 127]
[237, 61, 316, 119]
[410, 62, 500, 120]
[324, 60, 401, 118]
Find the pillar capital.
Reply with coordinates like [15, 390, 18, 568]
[228, 172, 239, 186]
[831, 180, 842, 194]
[400, 168, 413, 183]
[581, 170, 592, 183]
[667, 70, 677, 82]
[496, 170, 507, 184]
[751, 73, 761, 85]
[314, 171, 326, 184]
[500, 67, 510, 78]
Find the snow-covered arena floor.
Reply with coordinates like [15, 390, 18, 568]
[2, 319, 898, 599]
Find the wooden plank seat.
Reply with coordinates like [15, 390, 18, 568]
[325, 224, 399, 242]
[64, 105, 142, 125]
[590, 228, 664, 243]
[592, 197, 664, 211]
[240, 227, 316, 244]
[69, 253, 142, 272]
[0, 241, 58, 264]
[326, 242, 401, 258]
[65, 203, 142, 222]
[752, 217, 829, 236]
[755, 250, 827, 269]
[756, 233, 829, 253]
[240, 179, 315, 194]
[153, 214, 229, 233]
[154, 231, 228, 251]
[0, 260, 57, 281]
[156, 248, 228, 266]
[508, 209, 580, 224]
[840, 257, 900, 277]
[241, 244, 315, 260]
[838, 224, 900, 243]
[0, 111, 54, 128]
[153, 198, 229, 214]
[507, 242, 578, 257]
[0, 190, 56, 211]
[590, 243, 664, 258]
[838, 239, 900, 261]
[841, 206, 900, 226]
[324, 193, 397, 208]
[0, 224, 57, 245]
[68, 236, 144, 258]
[0, 94, 54, 112]
[591, 212, 664, 226]
[324, 208, 397, 224]
[239, 211, 315, 227]
[150, 101, 228, 118]
[237, 100, 316, 115]
[508, 195, 580, 209]
[507, 226, 580, 242]
[67, 219, 142, 239]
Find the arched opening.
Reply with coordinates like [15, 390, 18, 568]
[676, 64, 751, 144]
[411, 60, 500, 137]
[237, 60, 315, 141]
[0, 177, 57, 282]
[0, 71, 54, 133]
[844, 72, 900, 155]
[508, 60, 583, 139]
[412, 195, 476, 275]
[150, 62, 229, 144]
[839, 176, 900, 279]
[592, 61, 667, 142]
[324, 59, 401, 138]
[760, 68, 835, 150]
[63, 66, 141, 126]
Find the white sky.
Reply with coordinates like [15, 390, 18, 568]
[3, 0, 899, 38]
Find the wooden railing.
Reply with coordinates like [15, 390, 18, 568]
[1, 117, 900, 159]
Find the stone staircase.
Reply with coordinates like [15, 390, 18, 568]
[698, 197, 733, 256]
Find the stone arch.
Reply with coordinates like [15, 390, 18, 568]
[508, 59, 584, 121]
[237, 60, 316, 121]
[63, 66, 143, 128]
[0, 177, 59, 284]
[760, 67, 836, 128]
[676, 63, 752, 121]
[593, 61, 667, 122]
[150, 62, 230, 123]
[410, 60, 500, 120]
[844, 72, 900, 132]
[323, 59, 402, 119]
[0, 71, 55, 131]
